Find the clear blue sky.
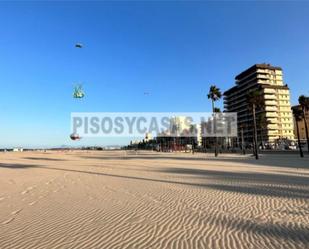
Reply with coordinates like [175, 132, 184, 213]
[1, 1, 308, 148]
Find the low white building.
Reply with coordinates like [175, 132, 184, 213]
[13, 148, 23, 152]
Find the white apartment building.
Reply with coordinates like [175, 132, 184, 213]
[224, 64, 294, 144]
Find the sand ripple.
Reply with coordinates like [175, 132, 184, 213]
[0, 151, 308, 249]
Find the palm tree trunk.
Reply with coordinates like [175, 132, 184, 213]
[252, 104, 259, 159]
[261, 128, 265, 150]
[192, 138, 194, 154]
[241, 127, 245, 154]
[212, 100, 218, 157]
[259, 132, 263, 150]
[296, 118, 304, 157]
[302, 108, 309, 153]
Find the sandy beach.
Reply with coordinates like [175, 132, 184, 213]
[0, 150, 308, 249]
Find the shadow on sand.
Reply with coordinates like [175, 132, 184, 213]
[23, 157, 67, 161]
[0, 163, 37, 169]
[1, 162, 308, 199]
[1, 161, 308, 243]
[79, 153, 309, 170]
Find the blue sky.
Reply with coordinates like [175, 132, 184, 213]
[0, 1, 308, 148]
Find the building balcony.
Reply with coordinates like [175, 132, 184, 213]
[265, 100, 277, 106]
[256, 74, 269, 79]
[257, 79, 270, 84]
[268, 130, 278, 135]
[264, 94, 277, 100]
[263, 88, 276, 94]
[265, 106, 278, 111]
[267, 124, 278, 129]
[265, 112, 278, 117]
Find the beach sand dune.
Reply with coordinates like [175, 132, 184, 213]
[0, 150, 308, 249]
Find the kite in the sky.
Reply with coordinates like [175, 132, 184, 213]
[70, 133, 81, 141]
[73, 85, 85, 99]
[75, 43, 83, 48]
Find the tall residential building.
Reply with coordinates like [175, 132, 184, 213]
[224, 64, 294, 145]
[292, 104, 309, 141]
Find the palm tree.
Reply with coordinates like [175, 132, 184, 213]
[213, 107, 226, 150]
[298, 95, 309, 153]
[239, 123, 246, 154]
[292, 106, 304, 158]
[207, 85, 222, 157]
[189, 124, 197, 154]
[257, 113, 271, 150]
[247, 89, 264, 160]
[214, 107, 221, 113]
